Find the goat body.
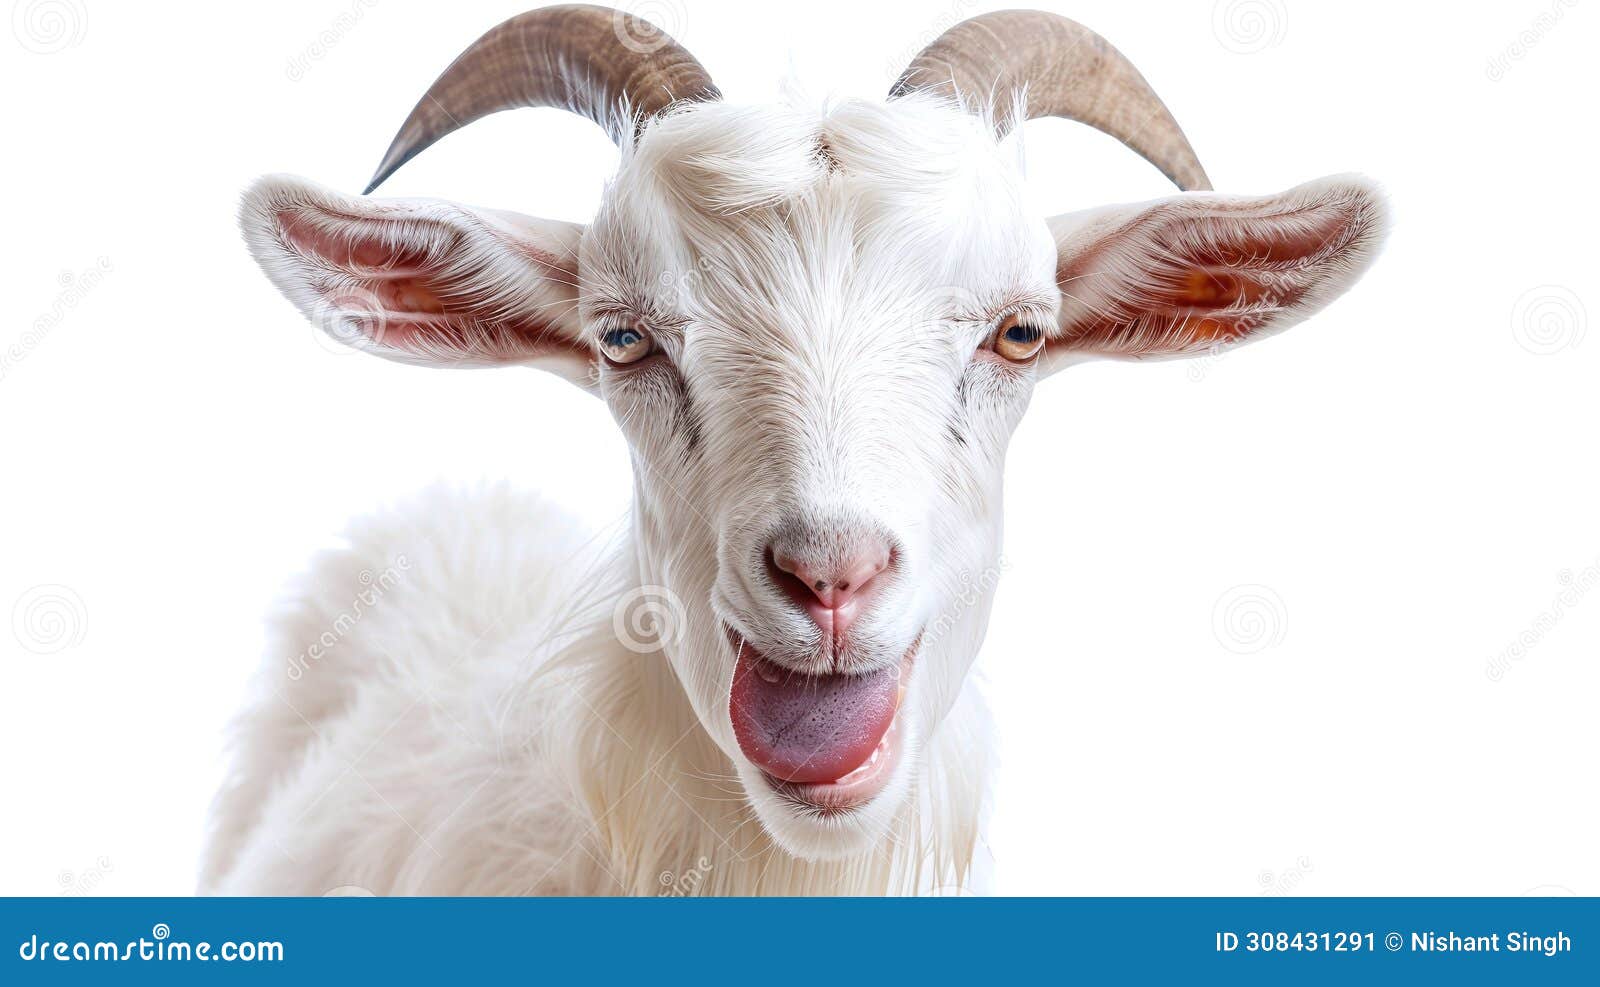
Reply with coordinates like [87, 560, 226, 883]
[203, 488, 988, 895]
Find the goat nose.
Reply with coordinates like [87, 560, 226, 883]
[770, 542, 891, 639]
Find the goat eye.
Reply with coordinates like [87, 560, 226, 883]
[991, 315, 1046, 362]
[599, 324, 653, 365]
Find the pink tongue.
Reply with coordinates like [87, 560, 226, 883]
[729, 646, 898, 784]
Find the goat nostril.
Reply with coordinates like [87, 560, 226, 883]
[768, 539, 893, 629]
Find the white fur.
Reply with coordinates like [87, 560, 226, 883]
[202, 486, 989, 894]
[211, 93, 1386, 895]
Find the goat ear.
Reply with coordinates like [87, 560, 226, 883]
[1041, 175, 1387, 372]
[240, 174, 592, 387]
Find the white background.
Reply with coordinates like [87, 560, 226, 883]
[2, 0, 1595, 896]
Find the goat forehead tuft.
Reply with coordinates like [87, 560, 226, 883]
[586, 95, 1054, 327]
[618, 95, 1024, 227]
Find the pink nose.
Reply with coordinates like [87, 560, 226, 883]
[771, 543, 891, 641]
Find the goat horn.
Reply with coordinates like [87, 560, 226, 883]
[364, 4, 720, 194]
[889, 10, 1210, 191]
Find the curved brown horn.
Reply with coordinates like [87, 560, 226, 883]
[364, 4, 720, 194]
[889, 10, 1210, 191]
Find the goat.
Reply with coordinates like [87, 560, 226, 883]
[204, 5, 1388, 895]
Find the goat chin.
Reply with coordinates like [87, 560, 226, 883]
[734, 713, 921, 862]
[200, 485, 992, 896]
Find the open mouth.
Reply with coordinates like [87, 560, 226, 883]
[727, 632, 916, 812]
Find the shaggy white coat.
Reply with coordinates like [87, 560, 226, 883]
[208, 94, 1385, 895]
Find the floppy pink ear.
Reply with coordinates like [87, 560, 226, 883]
[1043, 175, 1387, 369]
[240, 174, 591, 386]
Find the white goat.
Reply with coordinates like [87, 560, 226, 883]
[204, 5, 1387, 895]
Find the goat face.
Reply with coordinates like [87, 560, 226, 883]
[240, 7, 1388, 861]
[588, 100, 1055, 854]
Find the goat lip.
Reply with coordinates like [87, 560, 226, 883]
[727, 632, 916, 801]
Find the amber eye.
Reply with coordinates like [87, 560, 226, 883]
[599, 323, 653, 365]
[992, 314, 1047, 362]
